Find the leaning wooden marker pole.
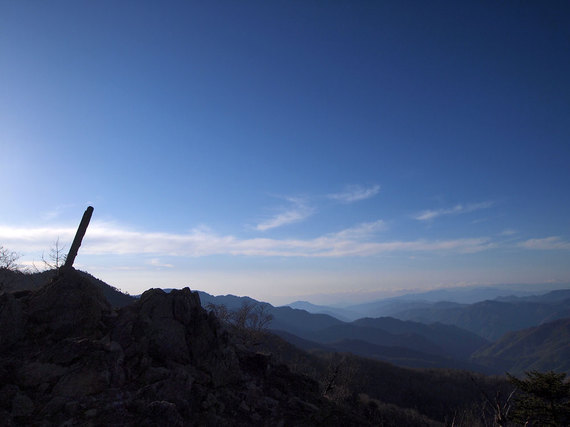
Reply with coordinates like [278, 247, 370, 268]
[63, 206, 94, 271]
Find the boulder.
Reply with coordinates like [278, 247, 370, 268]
[27, 269, 111, 339]
[11, 392, 34, 417]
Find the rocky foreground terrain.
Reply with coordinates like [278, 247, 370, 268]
[0, 269, 368, 426]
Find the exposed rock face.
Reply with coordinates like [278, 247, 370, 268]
[0, 269, 368, 426]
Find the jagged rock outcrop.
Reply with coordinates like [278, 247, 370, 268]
[0, 269, 368, 426]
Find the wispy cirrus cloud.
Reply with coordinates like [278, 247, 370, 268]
[518, 236, 570, 250]
[414, 201, 494, 221]
[327, 184, 380, 204]
[255, 197, 314, 231]
[255, 185, 380, 231]
[41, 204, 77, 221]
[333, 220, 387, 240]
[0, 220, 493, 259]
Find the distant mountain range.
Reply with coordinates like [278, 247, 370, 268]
[288, 300, 360, 322]
[494, 289, 570, 304]
[197, 290, 491, 371]
[289, 285, 570, 321]
[7, 268, 567, 375]
[392, 295, 570, 341]
[197, 291, 343, 337]
[199, 287, 570, 374]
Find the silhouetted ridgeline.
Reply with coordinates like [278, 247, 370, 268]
[0, 269, 371, 425]
[0, 267, 136, 308]
[197, 291, 570, 375]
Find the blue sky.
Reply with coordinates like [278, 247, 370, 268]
[1, 1, 569, 305]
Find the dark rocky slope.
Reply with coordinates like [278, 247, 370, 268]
[0, 269, 368, 426]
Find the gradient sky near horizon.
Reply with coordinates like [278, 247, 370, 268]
[1, 1, 569, 305]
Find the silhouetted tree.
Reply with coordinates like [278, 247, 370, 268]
[206, 302, 232, 324]
[41, 237, 67, 270]
[207, 301, 273, 339]
[507, 371, 570, 426]
[245, 303, 273, 332]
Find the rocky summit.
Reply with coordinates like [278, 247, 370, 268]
[0, 269, 367, 426]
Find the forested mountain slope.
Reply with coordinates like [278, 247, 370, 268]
[472, 318, 570, 375]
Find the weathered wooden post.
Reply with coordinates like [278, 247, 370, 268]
[63, 206, 94, 271]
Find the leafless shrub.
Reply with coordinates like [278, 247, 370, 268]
[41, 237, 67, 270]
[321, 353, 356, 402]
[207, 300, 273, 340]
[0, 245, 21, 271]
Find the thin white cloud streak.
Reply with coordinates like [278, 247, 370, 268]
[518, 236, 570, 250]
[414, 201, 494, 221]
[1, 220, 493, 258]
[333, 220, 387, 240]
[148, 258, 174, 268]
[255, 197, 314, 231]
[255, 208, 313, 231]
[500, 229, 517, 236]
[327, 185, 380, 203]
